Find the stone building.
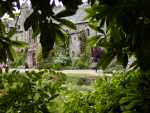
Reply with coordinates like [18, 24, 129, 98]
[7, 3, 38, 68]
[63, 3, 97, 58]
[6, 2, 97, 68]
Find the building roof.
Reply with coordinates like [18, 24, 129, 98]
[54, 2, 89, 24]
[65, 3, 89, 23]
[7, 2, 89, 29]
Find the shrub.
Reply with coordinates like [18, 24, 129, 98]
[0, 70, 149, 113]
[0, 70, 66, 113]
[36, 48, 72, 70]
[72, 55, 92, 69]
[62, 71, 150, 113]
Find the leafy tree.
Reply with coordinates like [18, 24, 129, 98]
[86, 0, 150, 71]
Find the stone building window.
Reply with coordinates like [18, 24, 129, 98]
[33, 38, 37, 43]
[17, 25, 20, 30]
[72, 51, 75, 57]
[15, 36, 18, 41]
[79, 36, 82, 41]
[86, 28, 90, 36]
[74, 37, 77, 40]
[77, 54, 80, 57]
[65, 29, 69, 34]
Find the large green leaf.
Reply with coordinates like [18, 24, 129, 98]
[84, 7, 97, 20]
[119, 97, 135, 105]
[0, 47, 7, 63]
[55, 28, 66, 43]
[57, 18, 76, 30]
[32, 12, 40, 38]
[40, 21, 56, 58]
[24, 13, 34, 31]
[126, 99, 141, 110]
[7, 46, 17, 62]
[97, 50, 115, 69]
[88, 0, 96, 5]
[117, 52, 128, 68]
[87, 35, 101, 47]
[7, 28, 16, 38]
[0, 20, 5, 35]
[11, 40, 28, 48]
[55, 9, 76, 18]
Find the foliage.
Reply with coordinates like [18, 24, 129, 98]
[10, 49, 27, 68]
[0, 70, 66, 113]
[62, 71, 150, 113]
[72, 30, 92, 69]
[36, 47, 72, 70]
[103, 58, 124, 73]
[72, 55, 92, 69]
[0, 69, 149, 113]
[86, 0, 150, 71]
[79, 30, 87, 54]
[0, 20, 27, 63]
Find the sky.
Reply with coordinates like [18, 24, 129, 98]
[54, 0, 88, 5]
[20, 0, 88, 6]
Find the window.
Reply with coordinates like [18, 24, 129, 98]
[17, 25, 20, 30]
[74, 37, 76, 40]
[65, 29, 69, 34]
[15, 36, 18, 41]
[72, 51, 75, 57]
[86, 28, 90, 36]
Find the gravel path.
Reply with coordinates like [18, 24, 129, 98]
[6, 69, 112, 76]
[60, 69, 102, 75]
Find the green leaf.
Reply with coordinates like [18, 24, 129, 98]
[40, 22, 56, 58]
[126, 99, 140, 110]
[7, 28, 16, 38]
[88, 23, 99, 32]
[122, 111, 133, 113]
[24, 13, 33, 31]
[0, 48, 7, 63]
[56, 28, 66, 42]
[98, 28, 105, 35]
[0, 20, 5, 35]
[117, 52, 128, 68]
[119, 97, 135, 105]
[97, 51, 115, 69]
[32, 12, 40, 38]
[7, 46, 17, 61]
[88, 0, 96, 5]
[57, 18, 76, 30]
[11, 40, 28, 48]
[84, 7, 97, 20]
[55, 9, 76, 18]
[87, 35, 101, 47]
[99, 18, 105, 28]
